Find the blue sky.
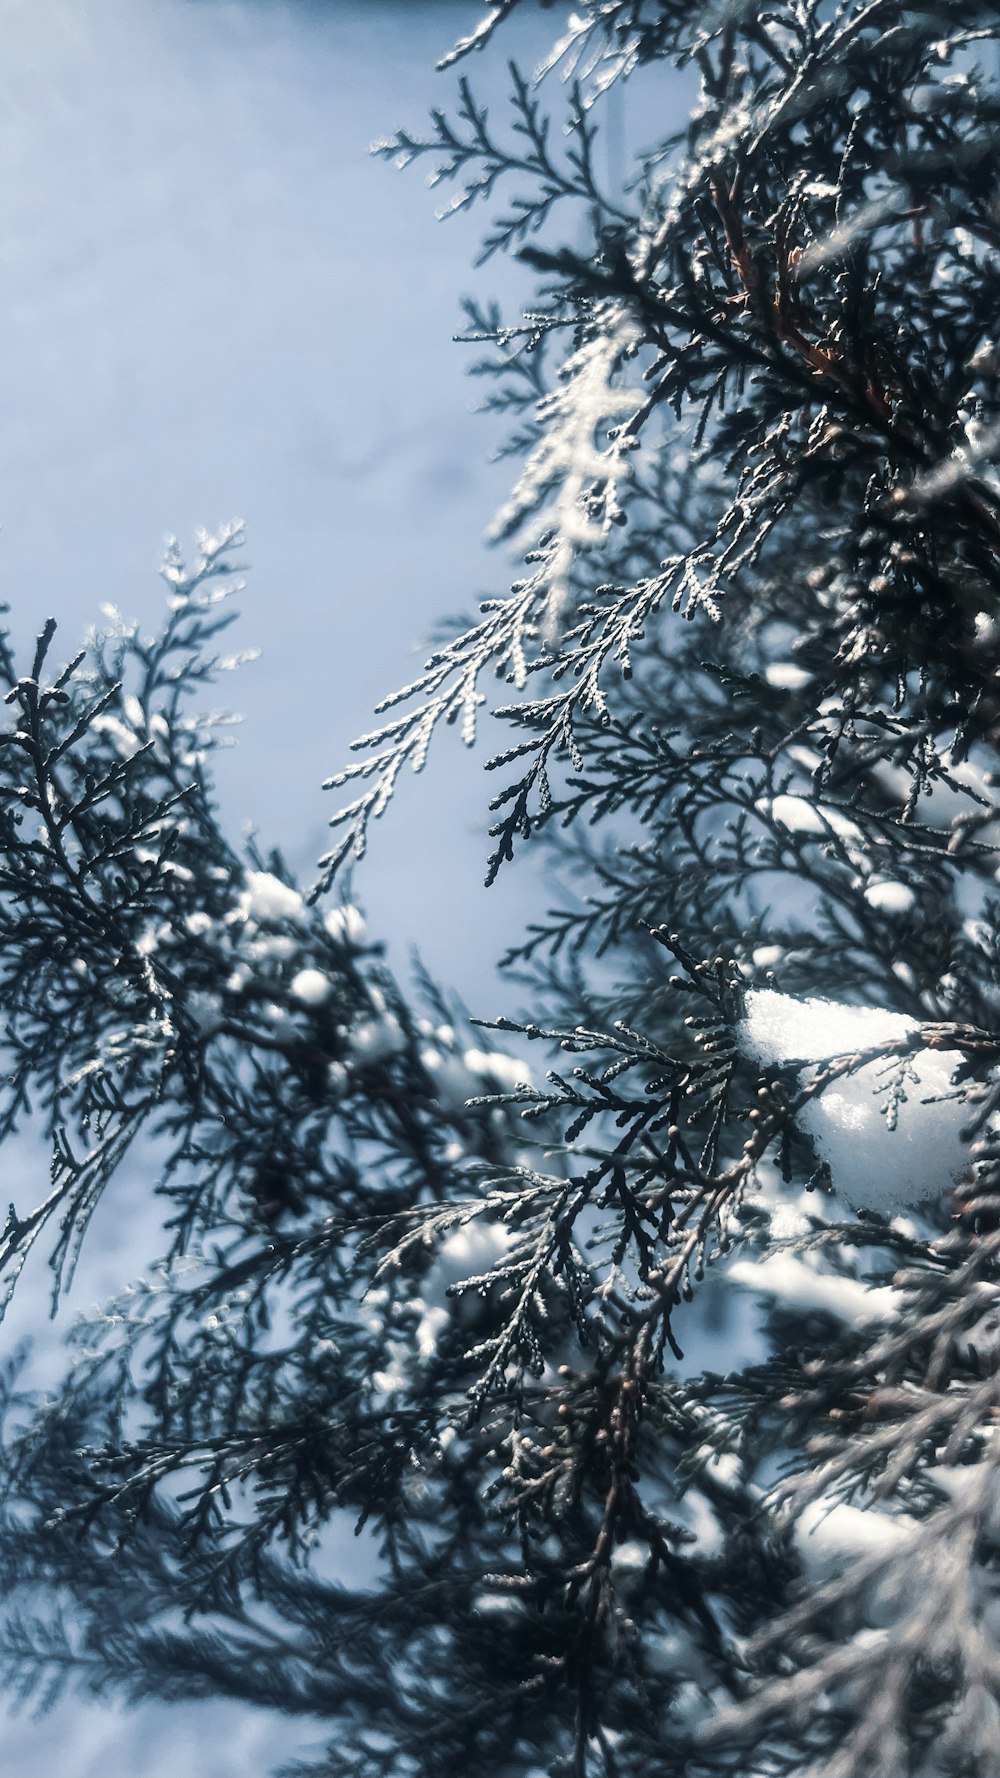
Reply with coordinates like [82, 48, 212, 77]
[0, 0, 559, 1014]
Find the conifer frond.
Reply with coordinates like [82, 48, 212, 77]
[5, 7, 1000, 1775]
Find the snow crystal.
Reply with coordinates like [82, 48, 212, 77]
[739, 989, 973, 1214]
[236, 871, 305, 925]
[184, 910, 214, 937]
[289, 968, 333, 1006]
[864, 879, 917, 914]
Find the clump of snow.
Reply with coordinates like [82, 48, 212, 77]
[326, 1060, 348, 1098]
[795, 1499, 915, 1579]
[743, 990, 915, 1066]
[420, 1040, 532, 1110]
[611, 1538, 648, 1574]
[323, 903, 367, 947]
[413, 1303, 450, 1363]
[765, 1200, 813, 1240]
[764, 661, 812, 691]
[767, 794, 863, 847]
[696, 1447, 742, 1490]
[642, 1628, 711, 1684]
[728, 1252, 898, 1327]
[136, 921, 170, 957]
[670, 1481, 725, 1560]
[466, 1048, 531, 1094]
[419, 1046, 478, 1110]
[348, 1012, 406, 1065]
[407, 1220, 512, 1365]
[244, 931, 297, 964]
[236, 871, 305, 925]
[739, 990, 973, 1214]
[434, 1220, 511, 1292]
[184, 989, 223, 1037]
[752, 943, 784, 970]
[370, 1340, 409, 1406]
[289, 967, 333, 1006]
[471, 1587, 525, 1621]
[864, 878, 917, 914]
[91, 712, 141, 757]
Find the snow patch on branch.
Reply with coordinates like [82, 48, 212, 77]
[795, 1498, 917, 1578]
[864, 879, 917, 914]
[322, 904, 367, 946]
[290, 968, 333, 1007]
[728, 1251, 898, 1327]
[741, 990, 915, 1066]
[739, 990, 974, 1214]
[767, 793, 864, 851]
[235, 871, 306, 925]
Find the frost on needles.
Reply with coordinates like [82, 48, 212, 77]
[3, 7, 1000, 1778]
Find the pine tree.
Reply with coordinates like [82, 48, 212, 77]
[2, 5, 1000, 1775]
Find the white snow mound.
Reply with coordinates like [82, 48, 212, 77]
[290, 968, 333, 1006]
[739, 990, 973, 1214]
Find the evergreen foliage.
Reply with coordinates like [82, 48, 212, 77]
[3, 5, 1000, 1774]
